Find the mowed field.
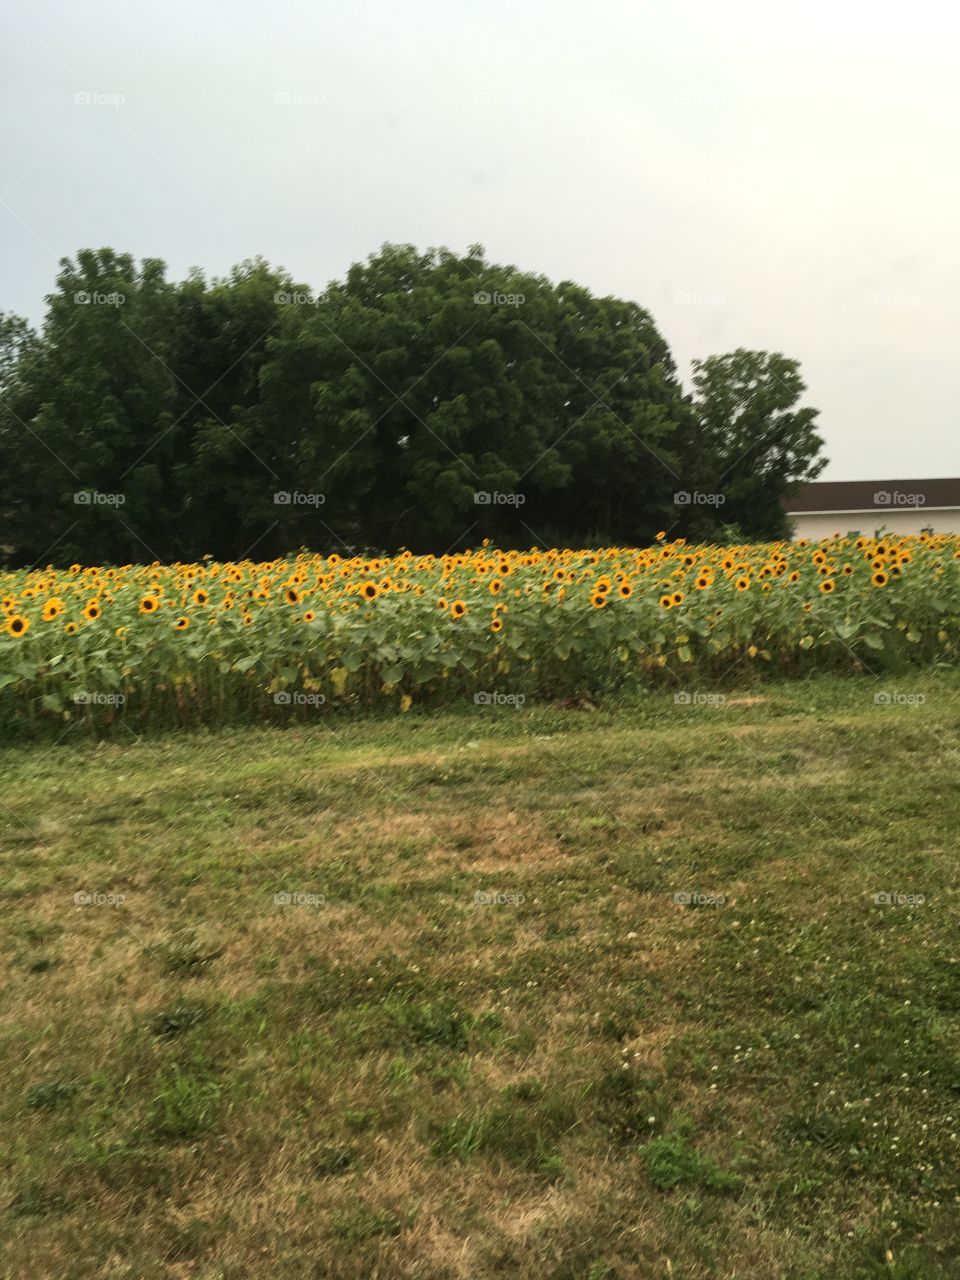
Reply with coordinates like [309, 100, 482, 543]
[3, 676, 960, 1278]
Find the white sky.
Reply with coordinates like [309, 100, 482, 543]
[2, 0, 958, 480]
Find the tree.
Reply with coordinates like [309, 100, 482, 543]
[680, 349, 825, 540]
[0, 312, 43, 561]
[167, 258, 305, 558]
[0, 250, 826, 565]
[250, 243, 688, 553]
[0, 249, 181, 566]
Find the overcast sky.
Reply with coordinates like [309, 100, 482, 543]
[2, 0, 958, 481]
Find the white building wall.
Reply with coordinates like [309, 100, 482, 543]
[788, 507, 960, 541]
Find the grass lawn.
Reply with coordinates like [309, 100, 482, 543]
[2, 674, 960, 1278]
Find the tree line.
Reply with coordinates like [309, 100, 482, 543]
[0, 244, 825, 567]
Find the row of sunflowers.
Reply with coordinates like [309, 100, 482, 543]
[1, 532, 957, 735]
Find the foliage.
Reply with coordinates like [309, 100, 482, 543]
[0, 530, 956, 738]
[0, 246, 823, 563]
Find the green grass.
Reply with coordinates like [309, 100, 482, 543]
[2, 674, 960, 1277]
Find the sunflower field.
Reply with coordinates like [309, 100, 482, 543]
[2, 531, 959, 737]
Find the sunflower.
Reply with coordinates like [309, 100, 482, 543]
[174, 616, 191, 630]
[42, 598, 65, 621]
[6, 615, 29, 638]
[139, 594, 160, 614]
[488, 579, 502, 596]
[617, 582, 633, 599]
[694, 575, 711, 590]
[193, 588, 209, 606]
[819, 579, 835, 594]
[436, 596, 448, 610]
[655, 531, 666, 541]
[63, 620, 77, 634]
[871, 570, 888, 587]
[490, 617, 503, 633]
[449, 600, 467, 619]
[735, 577, 750, 592]
[284, 586, 300, 605]
[590, 591, 607, 609]
[359, 581, 379, 601]
[658, 594, 673, 609]
[82, 601, 101, 621]
[302, 610, 316, 622]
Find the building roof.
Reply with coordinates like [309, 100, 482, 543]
[784, 478, 960, 514]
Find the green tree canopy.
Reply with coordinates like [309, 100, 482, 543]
[0, 247, 825, 565]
